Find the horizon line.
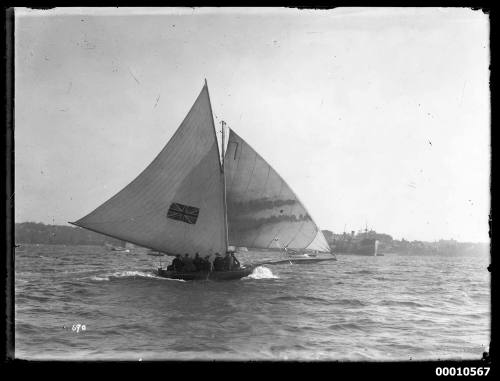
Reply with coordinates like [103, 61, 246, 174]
[13, 220, 490, 244]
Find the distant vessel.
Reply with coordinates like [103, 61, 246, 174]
[70, 81, 332, 280]
[147, 251, 165, 257]
[111, 247, 130, 253]
[110, 246, 130, 253]
[105, 243, 130, 253]
[262, 253, 337, 266]
[262, 238, 337, 266]
[332, 228, 381, 256]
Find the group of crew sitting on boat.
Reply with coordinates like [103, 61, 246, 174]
[166, 252, 241, 273]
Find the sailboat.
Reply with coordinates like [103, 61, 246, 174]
[70, 80, 332, 280]
[104, 241, 130, 253]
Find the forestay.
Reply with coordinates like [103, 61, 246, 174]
[224, 129, 331, 252]
[71, 84, 226, 257]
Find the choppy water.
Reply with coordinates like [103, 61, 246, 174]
[15, 244, 490, 361]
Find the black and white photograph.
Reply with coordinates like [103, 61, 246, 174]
[11, 7, 490, 362]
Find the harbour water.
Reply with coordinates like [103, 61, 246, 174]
[14, 244, 490, 361]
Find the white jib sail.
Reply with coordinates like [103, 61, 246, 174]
[71, 84, 226, 257]
[224, 129, 331, 253]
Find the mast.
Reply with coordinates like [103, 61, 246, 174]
[221, 120, 229, 251]
[221, 121, 229, 250]
[204, 79, 228, 252]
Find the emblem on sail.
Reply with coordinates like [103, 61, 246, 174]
[167, 203, 200, 224]
[71, 81, 330, 255]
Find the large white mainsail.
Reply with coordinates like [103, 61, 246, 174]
[224, 129, 331, 253]
[71, 83, 227, 256]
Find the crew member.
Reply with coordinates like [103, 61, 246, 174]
[172, 254, 183, 272]
[204, 255, 213, 272]
[193, 252, 204, 271]
[182, 253, 196, 272]
[224, 251, 234, 270]
[230, 252, 241, 269]
[213, 253, 224, 271]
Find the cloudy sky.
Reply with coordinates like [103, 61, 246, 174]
[15, 7, 489, 242]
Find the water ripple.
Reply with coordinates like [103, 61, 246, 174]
[14, 244, 490, 361]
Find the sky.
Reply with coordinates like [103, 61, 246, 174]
[14, 7, 490, 243]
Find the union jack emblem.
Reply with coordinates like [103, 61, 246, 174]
[167, 202, 200, 224]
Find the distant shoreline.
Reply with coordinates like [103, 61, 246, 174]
[14, 222, 123, 247]
[14, 222, 489, 255]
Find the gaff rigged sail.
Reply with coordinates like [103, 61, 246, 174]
[71, 84, 226, 256]
[224, 129, 331, 253]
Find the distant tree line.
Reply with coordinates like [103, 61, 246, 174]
[15, 222, 123, 246]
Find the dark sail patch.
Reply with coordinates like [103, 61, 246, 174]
[167, 203, 199, 224]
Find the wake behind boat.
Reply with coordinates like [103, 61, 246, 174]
[70, 81, 332, 281]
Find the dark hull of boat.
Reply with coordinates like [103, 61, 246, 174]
[263, 257, 337, 265]
[333, 238, 379, 256]
[157, 266, 255, 281]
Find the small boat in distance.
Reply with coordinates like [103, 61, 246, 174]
[111, 247, 130, 253]
[146, 251, 166, 257]
[70, 81, 331, 280]
[260, 238, 337, 266]
[104, 243, 130, 253]
[262, 255, 337, 265]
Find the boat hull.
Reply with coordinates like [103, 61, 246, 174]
[333, 238, 380, 256]
[111, 248, 130, 252]
[157, 266, 255, 281]
[263, 257, 337, 265]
